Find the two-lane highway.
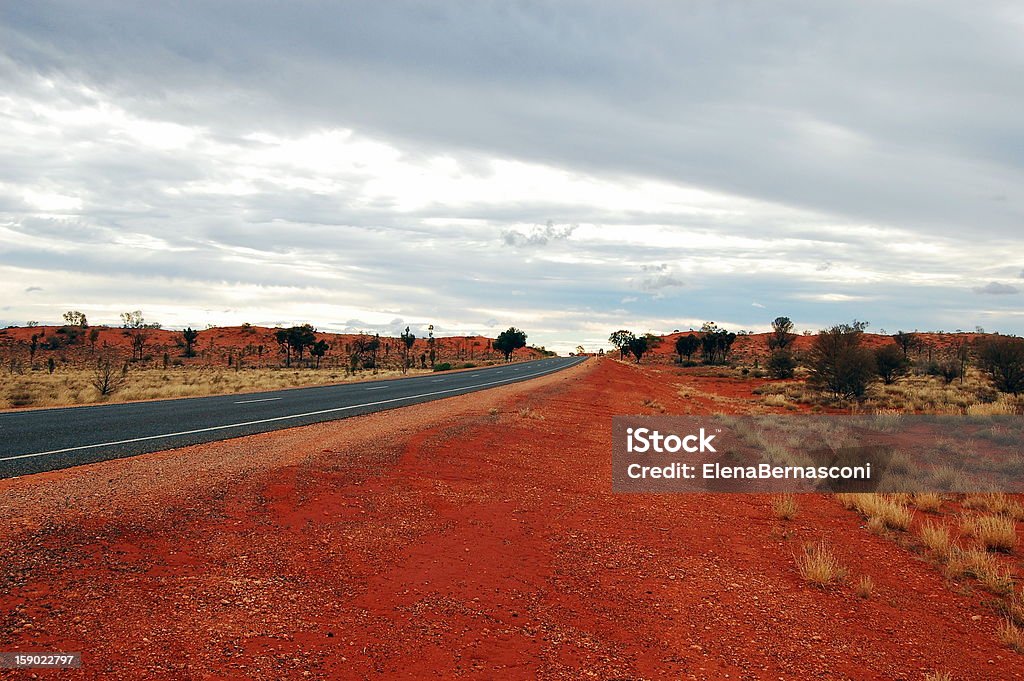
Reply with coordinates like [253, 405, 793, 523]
[0, 356, 586, 479]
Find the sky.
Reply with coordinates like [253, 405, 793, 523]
[1, 1, 1023, 354]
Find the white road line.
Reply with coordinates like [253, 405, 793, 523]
[365, 386, 387, 390]
[432, 379, 445, 382]
[1, 358, 585, 462]
[234, 397, 282, 404]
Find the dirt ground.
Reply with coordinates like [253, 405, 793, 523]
[0, 358, 1019, 680]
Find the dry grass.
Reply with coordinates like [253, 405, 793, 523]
[923, 673, 953, 681]
[516, 406, 546, 420]
[911, 493, 944, 513]
[919, 521, 955, 560]
[1, 365, 430, 409]
[963, 493, 1024, 520]
[795, 542, 848, 588]
[838, 493, 914, 531]
[961, 514, 1018, 553]
[996, 589, 1024, 627]
[761, 394, 792, 408]
[641, 398, 666, 413]
[855, 575, 874, 599]
[945, 548, 1014, 595]
[772, 494, 798, 520]
[998, 619, 1024, 653]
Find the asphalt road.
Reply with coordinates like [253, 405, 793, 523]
[0, 356, 586, 479]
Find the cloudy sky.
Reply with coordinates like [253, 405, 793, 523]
[2, 1, 1023, 353]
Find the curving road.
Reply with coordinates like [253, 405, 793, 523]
[0, 356, 586, 479]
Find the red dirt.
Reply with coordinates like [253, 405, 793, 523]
[0, 325, 545, 368]
[0, 358, 1019, 679]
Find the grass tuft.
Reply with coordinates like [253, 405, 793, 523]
[772, 494, 798, 521]
[796, 541, 848, 588]
[919, 520, 954, 560]
[855, 575, 874, 599]
[961, 514, 1018, 553]
[998, 619, 1024, 653]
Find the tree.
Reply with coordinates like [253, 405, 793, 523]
[92, 354, 127, 397]
[892, 331, 922, 358]
[873, 343, 909, 384]
[700, 327, 737, 364]
[575, 345, 586, 356]
[275, 328, 292, 366]
[767, 350, 797, 379]
[62, 310, 88, 328]
[181, 327, 199, 358]
[494, 327, 528, 362]
[675, 334, 700, 362]
[400, 326, 416, 373]
[310, 339, 330, 369]
[807, 322, 876, 399]
[367, 333, 381, 371]
[608, 330, 636, 360]
[288, 324, 317, 365]
[120, 310, 161, 361]
[274, 324, 316, 367]
[768, 316, 796, 351]
[349, 333, 375, 371]
[976, 336, 1024, 395]
[627, 334, 649, 363]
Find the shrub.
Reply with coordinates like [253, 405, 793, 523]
[433, 363, 453, 372]
[767, 350, 797, 379]
[807, 322, 876, 399]
[855, 575, 874, 599]
[976, 336, 1024, 395]
[874, 343, 909, 384]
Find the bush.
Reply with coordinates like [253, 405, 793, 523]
[807, 322, 876, 399]
[433, 363, 453, 372]
[873, 344, 909, 384]
[767, 350, 797, 379]
[976, 336, 1024, 395]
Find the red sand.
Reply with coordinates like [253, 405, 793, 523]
[0, 358, 1019, 679]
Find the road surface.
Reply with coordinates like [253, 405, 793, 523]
[0, 356, 586, 479]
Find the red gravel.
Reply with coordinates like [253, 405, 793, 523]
[0, 358, 1019, 679]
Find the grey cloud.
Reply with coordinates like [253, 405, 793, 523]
[6, 2, 1024, 238]
[24, 286, 42, 292]
[974, 281, 1019, 295]
[501, 221, 577, 247]
[2, 2, 1024, 350]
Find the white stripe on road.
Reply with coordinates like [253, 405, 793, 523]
[234, 397, 282, 404]
[365, 386, 387, 390]
[1, 358, 585, 462]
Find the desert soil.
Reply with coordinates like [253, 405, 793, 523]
[0, 358, 1019, 680]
